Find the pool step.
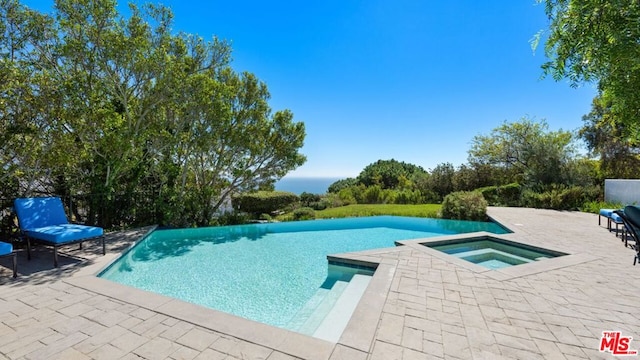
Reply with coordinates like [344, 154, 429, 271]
[287, 281, 349, 333]
[312, 274, 372, 342]
[297, 280, 350, 335]
[286, 287, 331, 331]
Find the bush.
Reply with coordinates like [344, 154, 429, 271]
[522, 185, 601, 210]
[582, 200, 623, 214]
[292, 207, 315, 220]
[232, 191, 299, 216]
[259, 213, 272, 221]
[477, 183, 521, 206]
[216, 212, 251, 226]
[440, 191, 488, 221]
[363, 185, 384, 204]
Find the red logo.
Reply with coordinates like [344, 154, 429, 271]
[599, 331, 638, 356]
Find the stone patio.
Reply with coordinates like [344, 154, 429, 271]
[1, 207, 639, 359]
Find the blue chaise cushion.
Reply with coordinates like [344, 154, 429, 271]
[14, 197, 69, 229]
[0, 241, 12, 255]
[599, 208, 615, 217]
[25, 224, 103, 244]
[15, 197, 103, 244]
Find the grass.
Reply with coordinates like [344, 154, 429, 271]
[314, 204, 441, 219]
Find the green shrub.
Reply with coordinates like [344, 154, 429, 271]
[337, 188, 357, 205]
[440, 191, 488, 221]
[300, 192, 321, 206]
[216, 212, 251, 225]
[477, 183, 521, 206]
[292, 207, 316, 220]
[582, 200, 623, 214]
[232, 191, 299, 216]
[363, 185, 384, 204]
[259, 213, 272, 221]
[522, 185, 601, 210]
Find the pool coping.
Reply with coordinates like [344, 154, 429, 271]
[64, 228, 400, 359]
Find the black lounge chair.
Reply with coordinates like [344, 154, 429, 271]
[613, 206, 640, 265]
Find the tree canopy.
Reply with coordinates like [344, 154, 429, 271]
[538, 0, 640, 145]
[0, 0, 305, 227]
[468, 117, 579, 188]
[356, 159, 427, 189]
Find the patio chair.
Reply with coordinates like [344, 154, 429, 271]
[599, 208, 624, 236]
[14, 197, 105, 267]
[0, 241, 17, 278]
[613, 206, 640, 266]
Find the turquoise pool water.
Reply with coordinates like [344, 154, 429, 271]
[99, 216, 509, 330]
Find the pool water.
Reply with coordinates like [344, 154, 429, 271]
[428, 238, 565, 270]
[99, 216, 509, 335]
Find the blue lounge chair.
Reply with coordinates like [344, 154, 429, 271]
[0, 241, 17, 278]
[599, 208, 624, 236]
[14, 197, 105, 267]
[613, 206, 640, 266]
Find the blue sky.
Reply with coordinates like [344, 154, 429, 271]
[25, 0, 598, 178]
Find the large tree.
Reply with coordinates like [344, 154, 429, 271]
[468, 117, 579, 188]
[0, 0, 306, 227]
[538, 0, 640, 141]
[357, 159, 427, 189]
[580, 93, 640, 179]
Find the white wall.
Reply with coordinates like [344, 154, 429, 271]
[604, 179, 640, 204]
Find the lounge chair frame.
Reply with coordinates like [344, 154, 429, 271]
[23, 233, 105, 268]
[0, 251, 17, 278]
[613, 209, 640, 266]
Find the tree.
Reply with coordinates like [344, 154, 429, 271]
[328, 177, 358, 193]
[468, 117, 577, 188]
[580, 93, 640, 179]
[0, 0, 306, 227]
[357, 159, 427, 189]
[537, 0, 640, 137]
[427, 162, 455, 200]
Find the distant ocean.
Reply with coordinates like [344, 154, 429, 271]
[275, 177, 343, 195]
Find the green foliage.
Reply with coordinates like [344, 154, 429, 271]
[292, 207, 315, 220]
[427, 163, 455, 201]
[259, 213, 272, 221]
[299, 192, 327, 210]
[232, 191, 299, 216]
[215, 212, 251, 226]
[468, 117, 581, 188]
[477, 183, 521, 206]
[581, 200, 623, 214]
[440, 191, 488, 221]
[521, 185, 600, 210]
[363, 185, 385, 204]
[328, 178, 358, 193]
[538, 0, 640, 134]
[580, 94, 640, 180]
[357, 159, 427, 189]
[0, 0, 306, 228]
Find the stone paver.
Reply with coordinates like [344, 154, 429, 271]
[1, 209, 639, 359]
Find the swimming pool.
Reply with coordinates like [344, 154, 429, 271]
[99, 216, 509, 338]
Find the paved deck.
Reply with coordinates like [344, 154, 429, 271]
[1, 207, 639, 359]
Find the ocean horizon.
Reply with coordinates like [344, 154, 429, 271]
[275, 177, 343, 195]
